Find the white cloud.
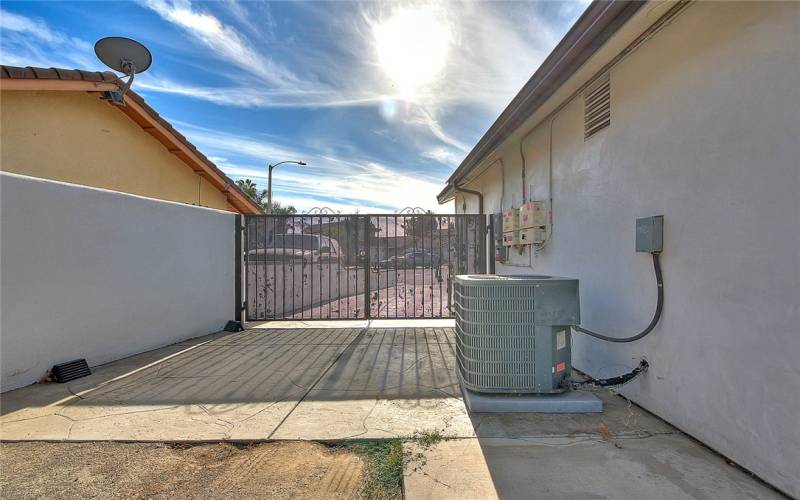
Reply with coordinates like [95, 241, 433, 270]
[140, 0, 298, 88]
[173, 120, 446, 212]
[0, 10, 96, 69]
[136, 76, 387, 109]
[422, 147, 463, 167]
[1, 9, 61, 42]
[135, 0, 571, 153]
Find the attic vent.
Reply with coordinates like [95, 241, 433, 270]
[584, 75, 611, 140]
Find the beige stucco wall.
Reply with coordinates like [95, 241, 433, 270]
[0, 90, 233, 211]
[457, 2, 800, 496]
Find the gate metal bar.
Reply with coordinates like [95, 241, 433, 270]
[243, 213, 485, 321]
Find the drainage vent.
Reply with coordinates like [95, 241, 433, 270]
[51, 358, 91, 383]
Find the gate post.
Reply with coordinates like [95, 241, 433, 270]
[363, 216, 371, 319]
[234, 214, 243, 322]
[480, 214, 488, 275]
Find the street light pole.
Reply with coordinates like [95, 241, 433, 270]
[266, 160, 306, 211]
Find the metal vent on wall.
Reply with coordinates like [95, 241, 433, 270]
[584, 74, 610, 140]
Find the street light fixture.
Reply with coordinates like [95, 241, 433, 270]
[267, 160, 306, 211]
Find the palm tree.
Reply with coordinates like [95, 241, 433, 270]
[235, 179, 262, 202]
[235, 179, 297, 214]
[266, 201, 297, 215]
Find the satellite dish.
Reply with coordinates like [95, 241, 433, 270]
[94, 36, 152, 105]
[95, 36, 152, 74]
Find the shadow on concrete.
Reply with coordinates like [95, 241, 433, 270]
[0, 325, 470, 441]
[2, 327, 458, 411]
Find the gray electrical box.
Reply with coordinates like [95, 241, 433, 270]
[491, 212, 507, 263]
[636, 215, 663, 253]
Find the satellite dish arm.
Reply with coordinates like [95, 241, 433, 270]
[119, 61, 136, 98]
[104, 61, 136, 105]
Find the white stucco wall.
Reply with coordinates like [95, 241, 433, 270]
[1, 172, 236, 392]
[458, 3, 800, 496]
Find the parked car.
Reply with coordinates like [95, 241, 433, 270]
[377, 250, 440, 268]
[247, 234, 341, 263]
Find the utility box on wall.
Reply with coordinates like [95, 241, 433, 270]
[519, 201, 547, 229]
[502, 231, 519, 246]
[492, 212, 508, 262]
[520, 227, 546, 245]
[502, 208, 518, 232]
[636, 215, 664, 253]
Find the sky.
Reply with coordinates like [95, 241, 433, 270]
[0, 1, 587, 213]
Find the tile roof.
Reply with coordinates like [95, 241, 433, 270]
[1, 65, 120, 83]
[1, 65, 262, 214]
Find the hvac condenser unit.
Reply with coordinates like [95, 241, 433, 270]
[454, 275, 580, 394]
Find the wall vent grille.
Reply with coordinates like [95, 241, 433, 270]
[584, 74, 611, 140]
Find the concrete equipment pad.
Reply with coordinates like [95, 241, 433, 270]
[461, 384, 602, 413]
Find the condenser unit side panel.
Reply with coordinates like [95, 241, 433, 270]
[533, 281, 580, 325]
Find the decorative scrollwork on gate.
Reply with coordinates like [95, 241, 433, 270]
[398, 207, 429, 214]
[305, 206, 340, 215]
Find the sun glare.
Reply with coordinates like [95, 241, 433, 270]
[374, 6, 452, 99]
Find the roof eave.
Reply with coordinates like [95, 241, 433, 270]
[437, 183, 455, 204]
[443, 0, 645, 189]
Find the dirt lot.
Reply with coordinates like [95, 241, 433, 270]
[0, 441, 367, 499]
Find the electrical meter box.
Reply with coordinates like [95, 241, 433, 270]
[519, 227, 547, 245]
[502, 209, 518, 232]
[492, 213, 508, 262]
[519, 201, 547, 229]
[502, 232, 519, 246]
[492, 213, 504, 241]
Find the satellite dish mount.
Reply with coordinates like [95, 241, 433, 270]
[94, 36, 152, 106]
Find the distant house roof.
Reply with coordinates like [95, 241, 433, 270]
[0, 65, 263, 215]
[437, 0, 645, 203]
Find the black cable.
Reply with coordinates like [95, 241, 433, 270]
[573, 360, 649, 388]
[573, 252, 663, 343]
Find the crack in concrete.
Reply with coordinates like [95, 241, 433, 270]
[66, 386, 86, 400]
[198, 404, 237, 432]
[340, 398, 381, 439]
[267, 326, 371, 439]
[53, 405, 183, 422]
[1, 412, 74, 425]
[236, 399, 289, 424]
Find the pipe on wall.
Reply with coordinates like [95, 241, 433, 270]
[453, 185, 484, 214]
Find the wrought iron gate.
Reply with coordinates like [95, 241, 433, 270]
[240, 213, 486, 320]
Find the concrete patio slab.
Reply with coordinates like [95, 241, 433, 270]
[404, 435, 782, 500]
[1, 324, 783, 497]
[0, 325, 691, 444]
[0, 326, 469, 441]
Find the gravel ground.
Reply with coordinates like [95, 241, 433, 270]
[0, 442, 365, 499]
